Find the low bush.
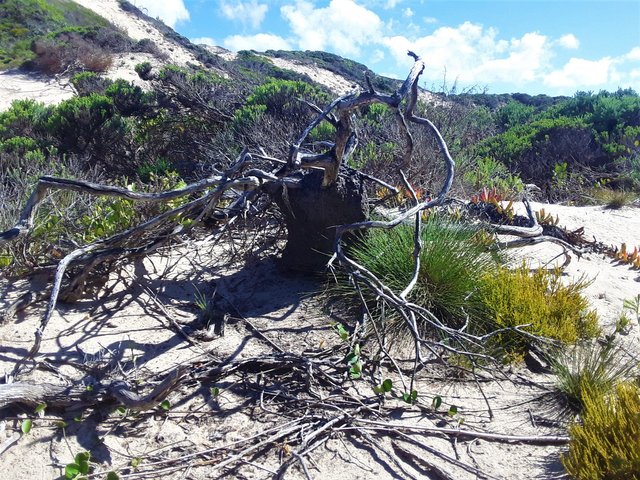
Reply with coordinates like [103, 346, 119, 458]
[563, 382, 640, 480]
[480, 266, 600, 355]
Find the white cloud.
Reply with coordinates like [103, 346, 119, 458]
[625, 47, 640, 61]
[223, 33, 292, 52]
[191, 37, 216, 46]
[385, 0, 402, 8]
[383, 22, 550, 86]
[281, 0, 383, 57]
[403, 7, 413, 17]
[544, 57, 612, 88]
[423, 16, 438, 24]
[370, 49, 385, 63]
[558, 33, 580, 50]
[543, 46, 640, 91]
[130, 0, 189, 28]
[220, 1, 268, 29]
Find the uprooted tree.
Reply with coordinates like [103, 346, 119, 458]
[0, 52, 578, 477]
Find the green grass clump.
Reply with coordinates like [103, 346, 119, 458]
[590, 187, 637, 209]
[480, 266, 600, 354]
[349, 215, 500, 335]
[550, 342, 637, 413]
[563, 382, 640, 480]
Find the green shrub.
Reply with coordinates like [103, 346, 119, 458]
[134, 61, 152, 80]
[480, 265, 600, 354]
[46, 94, 115, 152]
[496, 100, 535, 130]
[105, 79, 154, 116]
[348, 215, 500, 337]
[308, 120, 336, 142]
[245, 79, 330, 117]
[563, 382, 640, 480]
[70, 71, 112, 95]
[0, 99, 51, 139]
[232, 104, 266, 128]
[463, 156, 524, 198]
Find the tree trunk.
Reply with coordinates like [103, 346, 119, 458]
[274, 170, 368, 272]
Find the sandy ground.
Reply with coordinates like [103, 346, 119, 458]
[0, 202, 638, 479]
[0, 71, 76, 111]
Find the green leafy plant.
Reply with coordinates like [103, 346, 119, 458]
[535, 207, 559, 226]
[373, 379, 393, 395]
[623, 295, 640, 324]
[65, 451, 91, 479]
[21, 419, 33, 434]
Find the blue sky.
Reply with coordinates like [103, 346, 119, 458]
[131, 0, 640, 95]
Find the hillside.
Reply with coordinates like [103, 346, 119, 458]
[0, 2, 639, 480]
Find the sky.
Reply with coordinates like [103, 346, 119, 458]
[129, 0, 640, 96]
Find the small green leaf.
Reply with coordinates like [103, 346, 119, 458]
[411, 390, 418, 401]
[65, 463, 81, 479]
[210, 387, 220, 397]
[402, 393, 411, 403]
[448, 405, 459, 416]
[34, 402, 47, 415]
[160, 400, 171, 411]
[345, 352, 359, 364]
[432, 395, 442, 410]
[372, 385, 384, 394]
[382, 379, 393, 392]
[56, 420, 68, 429]
[116, 406, 127, 415]
[21, 419, 32, 434]
[333, 323, 349, 341]
[106, 471, 120, 480]
[131, 457, 141, 468]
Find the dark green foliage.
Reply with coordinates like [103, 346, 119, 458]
[134, 61, 152, 80]
[70, 71, 112, 95]
[496, 100, 535, 130]
[105, 79, 155, 116]
[45, 94, 117, 152]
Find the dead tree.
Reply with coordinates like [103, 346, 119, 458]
[0, 51, 563, 386]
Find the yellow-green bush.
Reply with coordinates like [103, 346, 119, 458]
[480, 265, 600, 354]
[563, 382, 640, 479]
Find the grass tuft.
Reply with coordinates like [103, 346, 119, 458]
[590, 187, 637, 209]
[549, 342, 637, 413]
[346, 214, 500, 339]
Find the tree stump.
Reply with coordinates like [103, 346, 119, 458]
[274, 169, 368, 272]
